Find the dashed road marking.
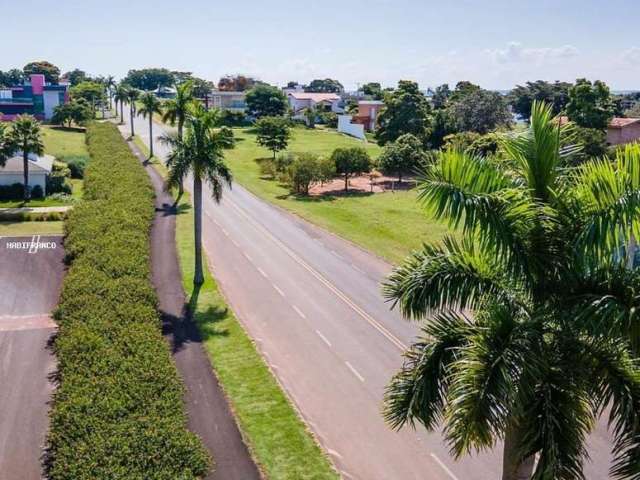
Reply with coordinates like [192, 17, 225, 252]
[221, 228, 229, 236]
[243, 252, 253, 262]
[315, 329, 332, 347]
[272, 284, 285, 297]
[345, 361, 365, 383]
[292, 305, 306, 319]
[257, 267, 268, 278]
[351, 263, 365, 274]
[331, 250, 343, 260]
[430, 453, 460, 480]
[231, 238, 240, 247]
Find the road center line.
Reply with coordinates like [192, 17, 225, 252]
[224, 197, 407, 351]
[257, 267, 268, 278]
[430, 453, 460, 480]
[292, 305, 306, 319]
[345, 361, 365, 382]
[272, 283, 285, 297]
[221, 228, 229, 236]
[315, 330, 332, 347]
[243, 252, 253, 262]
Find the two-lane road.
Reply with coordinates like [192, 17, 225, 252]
[124, 109, 613, 479]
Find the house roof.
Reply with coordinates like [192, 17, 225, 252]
[358, 100, 384, 106]
[0, 153, 54, 174]
[558, 116, 640, 129]
[288, 92, 340, 102]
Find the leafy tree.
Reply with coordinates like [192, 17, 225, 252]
[162, 81, 195, 140]
[383, 102, 640, 480]
[330, 147, 371, 191]
[51, 99, 92, 127]
[7, 115, 44, 200]
[246, 85, 288, 118]
[70, 81, 105, 115]
[318, 155, 336, 185]
[375, 80, 431, 146]
[449, 80, 481, 102]
[569, 126, 609, 164]
[113, 85, 128, 124]
[566, 78, 614, 129]
[431, 84, 451, 109]
[626, 103, 640, 118]
[255, 116, 291, 159]
[126, 88, 141, 137]
[123, 68, 174, 91]
[137, 92, 163, 157]
[449, 88, 512, 134]
[288, 153, 321, 195]
[303, 106, 319, 128]
[0, 69, 24, 87]
[306, 78, 344, 93]
[510, 80, 572, 119]
[163, 109, 233, 285]
[378, 133, 427, 182]
[428, 108, 456, 148]
[23, 60, 60, 84]
[361, 82, 383, 99]
[217, 75, 261, 92]
[63, 69, 88, 86]
[0, 123, 17, 167]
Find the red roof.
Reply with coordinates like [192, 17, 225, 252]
[557, 116, 640, 129]
[288, 92, 340, 102]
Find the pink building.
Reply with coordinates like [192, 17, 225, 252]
[353, 100, 384, 131]
[607, 118, 640, 146]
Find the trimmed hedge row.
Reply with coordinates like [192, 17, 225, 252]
[46, 122, 211, 479]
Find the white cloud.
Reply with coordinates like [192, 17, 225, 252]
[486, 42, 579, 64]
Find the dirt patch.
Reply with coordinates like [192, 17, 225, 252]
[308, 172, 418, 196]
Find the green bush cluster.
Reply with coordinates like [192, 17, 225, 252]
[46, 122, 211, 480]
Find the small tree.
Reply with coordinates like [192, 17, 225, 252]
[52, 100, 92, 128]
[8, 115, 44, 201]
[255, 116, 291, 159]
[566, 78, 614, 129]
[330, 147, 371, 192]
[126, 88, 141, 137]
[375, 80, 431, 146]
[318, 155, 336, 186]
[137, 92, 163, 157]
[288, 153, 320, 195]
[378, 133, 426, 183]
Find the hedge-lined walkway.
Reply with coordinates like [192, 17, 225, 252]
[45, 122, 210, 480]
[126, 135, 261, 480]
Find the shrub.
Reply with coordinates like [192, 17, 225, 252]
[0, 183, 24, 200]
[377, 133, 427, 182]
[330, 147, 371, 192]
[64, 155, 89, 179]
[46, 122, 211, 480]
[31, 184, 44, 198]
[47, 161, 72, 194]
[287, 153, 321, 195]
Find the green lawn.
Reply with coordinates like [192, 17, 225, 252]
[42, 126, 89, 161]
[0, 220, 64, 236]
[227, 127, 451, 264]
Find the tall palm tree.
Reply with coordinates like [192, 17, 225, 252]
[163, 109, 233, 285]
[105, 75, 116, 110]
[126, 88, 140, 138]
[8, 115, 44, 201]
[383, 102, 640, 480]
[113, 85, 128, 124]
[137, 92, 162, 158]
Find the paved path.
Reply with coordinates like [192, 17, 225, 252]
[0, 235, 64, 479]
[125, 107, 614, 479]
[0, 206, 71, 214]
[126, 139, 261, 480]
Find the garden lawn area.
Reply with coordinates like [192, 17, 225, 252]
[0, 220, 63, 236]
[42, 126, 89, 161]
[175, 192, 338, 479]
[227, 126, 451, 264]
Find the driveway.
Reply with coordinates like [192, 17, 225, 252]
[0, 235, 65, 479]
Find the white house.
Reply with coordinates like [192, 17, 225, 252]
[287, 92, 343, 117]
[0, 152, 54, 195]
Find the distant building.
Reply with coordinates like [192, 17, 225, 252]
[558, 116, 640, 146]
[0, 74, 69, 121]
[153, 85, 177, 98]
[208, 91, 247, 112]
[287, 92, 343, 117]
[352, 100, 384, 132]
[0, 152, 54, 194]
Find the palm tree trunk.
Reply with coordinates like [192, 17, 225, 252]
[502, 424, 535, 480]
[23, 150, 30, 201]
[120, 101, 124, 124]
[177, 121, 184, 199]
[344, 174, 349, 192]
[149, 116, 154, 158]
[130, 105, 135, 137]
[193, 175, 204, 285]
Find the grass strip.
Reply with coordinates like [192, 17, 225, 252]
[46, 122, 210, 480]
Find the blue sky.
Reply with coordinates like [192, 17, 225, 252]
[4, 0, 640, 90]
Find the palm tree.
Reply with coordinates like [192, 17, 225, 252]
[163, 109, 233, 285]
[126, 88, 140, 137]
[383, 102, 640, 480]
[105, 75, 116, 110]
[7, 115, 44, 201]
[113, 85, 128, 124]
[137, 92, 162, 158]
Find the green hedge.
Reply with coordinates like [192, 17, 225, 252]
[46, 122, 211, 480]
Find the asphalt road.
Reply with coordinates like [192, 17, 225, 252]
[129, 139, 261, 480]
[128, 109, 614, 479]
[0, 235, 64, 480]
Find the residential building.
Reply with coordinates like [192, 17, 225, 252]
[208, 91, 247, 112]
[153, 85, 177, 98]
[352, 100, 384, 131]
[0, 74, 69, 121]
[0, 152, 54, 194]
[607, 117, 640, 145]
[287, 92, 343, 116]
